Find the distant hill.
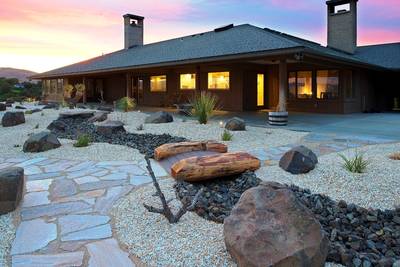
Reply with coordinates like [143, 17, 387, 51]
[0, 68, 38, 82]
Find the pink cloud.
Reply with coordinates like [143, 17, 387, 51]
[358, 27, 400, 45]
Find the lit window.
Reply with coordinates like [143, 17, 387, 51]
[150, 75, 166, 92]
[297, 71, 312, 99]
[180, 74, 196, 90]
[317, 70, 339, 99]
[208, 72, 229, 90]
[288, 72, 296, 99]
[257, 74, 264, 106]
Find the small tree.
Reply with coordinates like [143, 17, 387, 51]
[116, 97, 136, 112]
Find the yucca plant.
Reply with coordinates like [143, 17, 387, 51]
[116, 97, 136, 112]
[221, 129, 233, 141]
[74, 134, 91, 148]
[190, 92, 218, 124]
[339, 151, 369, 173]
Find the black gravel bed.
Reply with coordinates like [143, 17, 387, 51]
[174, 171, 261, 223]
[49, 117, 187, 158]
[175, 176, 400, 267]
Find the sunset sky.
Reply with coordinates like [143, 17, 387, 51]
[0, 0, 399, 73]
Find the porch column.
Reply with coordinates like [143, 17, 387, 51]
[126, 73, 132, 98]
[278, 59, 287, 111]
[82, 77, 87, 104]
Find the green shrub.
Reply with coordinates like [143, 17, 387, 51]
[116, 97, 136, 112]
[73, 134, 91, 148]
[136, 124, 144, 131]
[221, 130, 233, 141]
[339, 151, 369, 173]
[25, 110, 33, 115]
[191, 92, 218, 124]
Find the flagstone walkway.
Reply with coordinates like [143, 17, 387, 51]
[0, 156, 168, 267]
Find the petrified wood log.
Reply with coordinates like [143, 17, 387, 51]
[171, 152, 260, 182]
[154, 141, 227, 161]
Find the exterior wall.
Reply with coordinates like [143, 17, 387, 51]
[103, 74, 126, 103]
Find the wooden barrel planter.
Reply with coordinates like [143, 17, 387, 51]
[268, 111, 288, 126]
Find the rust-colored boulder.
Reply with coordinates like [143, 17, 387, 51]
[154, 141, 227, 161]
[224, 182, 329, 267]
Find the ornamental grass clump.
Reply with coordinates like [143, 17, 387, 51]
[116, 97, 136, 112]
[221, 129, 233, 141]
[74, 134, 91, 148]
[191, 92, 218, 124]
[339, 151, 369, 173]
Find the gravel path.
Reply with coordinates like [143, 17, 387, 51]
[112, 179, 235, 267]
[109, 111, 307, 151]
[256, 142, 400, 210]
[0, 213, 16, 267]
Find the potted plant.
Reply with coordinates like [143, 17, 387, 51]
[268, 101, 288, 126]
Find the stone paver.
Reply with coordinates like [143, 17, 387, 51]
[0, 156, 150, 266]
[86, 239, 135, 267]
[11, 219, 57, 255]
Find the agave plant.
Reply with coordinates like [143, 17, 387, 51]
[190, 92, 218, 124]
[339, 150, 369, 173]
[116, 97, 136, 112]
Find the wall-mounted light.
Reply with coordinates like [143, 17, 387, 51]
[294, 53, 304, 61]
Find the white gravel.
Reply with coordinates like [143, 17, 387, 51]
[256, 142, 400, 210]
[112, 178, 235, 267]
[108, 111, 307, 152]
[0, 212, 16, 267]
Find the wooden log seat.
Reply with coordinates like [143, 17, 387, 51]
[154, 141, 227, 161]
[171, 152, 260, 182]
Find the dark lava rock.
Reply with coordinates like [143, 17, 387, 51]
[97, 106, 114, 112]
[23, 131, 61, 153]
[225, 117, 246, 131]
[0, 103, 6, 111]
[47, 120, 68, 132]
[224, 182, 329, 267]
[0, 167, 24, 214]
[96, 120, 126, 136]
[49, 116, 186, 158]
[15, 105, 27, 110]
[279, 145, 318, 174]
[175, 171, 261, 223]
[1, 111, 25, 127]
[30, 108, 42, 114]
[145, 111, 173, 124]
[87, 111, 108, 123]
[59, 111, 95, 120]
[43, 103, 59, 109]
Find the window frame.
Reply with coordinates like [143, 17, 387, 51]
[179, 73, 196, 90]
[316, 70, 340, 100]
[207, 71, 230, 90]
[287, 71, 313, 100]
[150, 75, 167, 92]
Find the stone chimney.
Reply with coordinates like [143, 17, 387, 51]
[123, 14, 144, 49]
[326, 0, 358, 54]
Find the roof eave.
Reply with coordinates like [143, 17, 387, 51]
[32, 47, 305, 79]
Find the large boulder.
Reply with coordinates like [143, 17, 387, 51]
[145, 111, 173, 124]
[47, 120, 68, 132]
[279, 146, 318, 174]
[224, 182, 329, 267]
[1, 111, 25, 127]
[225, 117, 246, 131]
[15, 105, 27, 110]
[59, 110, 95, 120]
[0, 167, 24, 214]
[0, 103, 6, 111]
[97, 106, 114, 112]
[42, 103, 58, 109]
[23, 131, 61, 153]
[96, 120, 126, 136]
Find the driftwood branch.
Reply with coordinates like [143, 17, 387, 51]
[143, 156, 203, 223]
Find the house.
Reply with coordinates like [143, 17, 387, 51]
[33, 0, 400, 113]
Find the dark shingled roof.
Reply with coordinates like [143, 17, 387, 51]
[355, 43, 400, 70]
[34, 24, 399, 78]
